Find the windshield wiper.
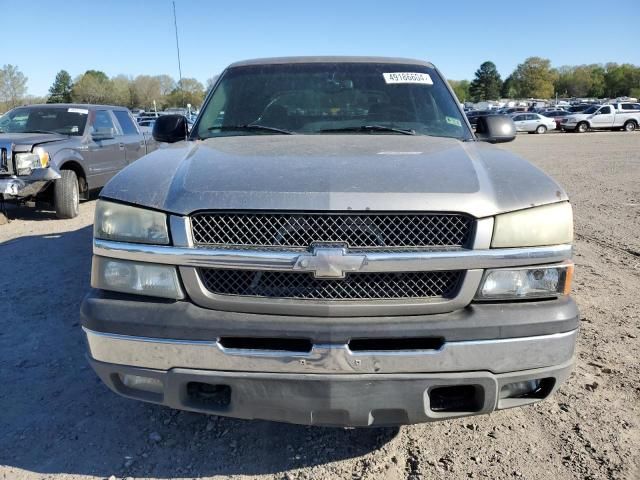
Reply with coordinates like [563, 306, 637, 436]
[319, 125, 416, 136]
[207, 124, 294, 135]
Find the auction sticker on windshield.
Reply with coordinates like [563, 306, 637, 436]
[68, 108, 89, 115]
[383, 72, 433, 85]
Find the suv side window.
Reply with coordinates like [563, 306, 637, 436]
[92, 110, 117, 135]
[113, 110, 139, 135]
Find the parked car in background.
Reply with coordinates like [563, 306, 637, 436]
[544, 110, 573, 129]
[465, 110, 494, 127]
[561, 103, 640, 133]
[511, 113, 556, 134]
[0, 104, 157, 218]
[566, 104, 593, 113]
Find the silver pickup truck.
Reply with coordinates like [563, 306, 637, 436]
[81, 57, 578, 427]
[561, 102, 640, 132]
[0, 104, 156, 218]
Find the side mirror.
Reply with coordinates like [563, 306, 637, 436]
[152, 114, 188, 143]
[475, 115, 516, 143]
[92, 127, 115, 141]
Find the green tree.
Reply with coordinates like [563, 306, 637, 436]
[469, 61, 503, 101]
[47, 70, 73, 103]
[71, 70, 113, 104]
[165, 78, 205, 108]
[501, 75, 517, 98]
[510, 57, 558, 98]
[448, 80, 470, 102]
[604, 63, 640, 98]
[0, 64, 28, 109]
[111, 75, 134, 107]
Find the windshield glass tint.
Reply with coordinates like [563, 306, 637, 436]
[0, 107, 88, 135]
[582, 106, 599, 114]
[196, 63, 471, 140]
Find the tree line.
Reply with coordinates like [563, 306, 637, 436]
[2, 59, 640, 113]
[449, 57, 640, 103]
[0, 65, 215, 112]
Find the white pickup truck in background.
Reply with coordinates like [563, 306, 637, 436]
[561, 103, 640, 132]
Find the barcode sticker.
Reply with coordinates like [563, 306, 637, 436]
[68, 108, 89, 114]
[383, 72, 433, 85]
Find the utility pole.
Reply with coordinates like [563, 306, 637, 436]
[172, 0, 184, 107]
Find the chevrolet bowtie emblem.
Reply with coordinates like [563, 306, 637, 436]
[293, 247, 367, 279]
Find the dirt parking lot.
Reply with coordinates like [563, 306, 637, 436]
[1, 131, 638, 480]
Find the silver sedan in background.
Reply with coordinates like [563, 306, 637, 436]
[511, 113, 557, 134]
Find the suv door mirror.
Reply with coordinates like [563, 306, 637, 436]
[475, 115, 517, 143]
[152, 115, 188, 143]
[92, 127, 116, 141]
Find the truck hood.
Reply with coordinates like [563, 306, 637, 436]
[101, 135, 567, 218]
[0, 132, 67, 151]
[565, 113, 590, 121]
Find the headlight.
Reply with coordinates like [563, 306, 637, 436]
[15, 147, 50, 175]
[492, 202, 573, 248]
[475, 262, 573, 300]
[92, 257, 184, 299]
[94, 200, 169, 245]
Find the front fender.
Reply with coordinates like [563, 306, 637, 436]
[50, 148, 86, 170]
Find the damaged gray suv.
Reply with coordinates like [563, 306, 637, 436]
[81, 57, 578, 427]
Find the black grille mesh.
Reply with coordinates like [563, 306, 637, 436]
[191, 212, 473, 249]
[198, 269, 463, 301]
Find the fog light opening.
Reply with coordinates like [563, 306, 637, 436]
[429, 385, 483, 413]
[119, 374, 164, 394]
[186, 382, 231, 409]
[499, 377, 555, 400]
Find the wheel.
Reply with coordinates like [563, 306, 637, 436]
[536, 125, 547, 134]
[623, 121, 637, 132]
[54, 169, 80, 219]
[577, 122, 588, 133]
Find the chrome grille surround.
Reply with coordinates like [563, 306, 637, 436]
[93, 216, 572, 317]
[190, 212, 474, 249]
[198, 269, 463, 301]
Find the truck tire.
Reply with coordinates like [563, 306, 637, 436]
[623, 120, 637, 132]
[577, 122, 589, 133]
[54, 169, 80, 219]
[536, 125, 547, 134]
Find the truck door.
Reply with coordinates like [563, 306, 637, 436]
[112, 110, 147, 164]
[86, 109, 127, 187]
[591, 105, 614, 128]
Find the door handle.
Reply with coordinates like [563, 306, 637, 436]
[119, 143, 125, 150]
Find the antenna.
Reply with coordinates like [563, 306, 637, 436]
[172, 0, 184, 106]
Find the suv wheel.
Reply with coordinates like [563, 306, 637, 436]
[54, 170, 80, 219]
[536, 125, 547, 134]
[577, 122, 589, 133]
[623, 121, 637, 132]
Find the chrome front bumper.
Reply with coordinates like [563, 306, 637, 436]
[0, 168, 60, 197]
[84, 327, 577, 375]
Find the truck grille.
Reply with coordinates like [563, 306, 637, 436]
[198, 269, 463, 300]
[191, 212, 473, 249]
[0, 146, 11, 174]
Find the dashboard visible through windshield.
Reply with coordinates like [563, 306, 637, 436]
[195, 62, 471, 141]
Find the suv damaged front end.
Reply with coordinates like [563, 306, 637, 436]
[80, 57, 578, 427]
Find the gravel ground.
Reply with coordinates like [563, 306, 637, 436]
[0, 131, 638, 480]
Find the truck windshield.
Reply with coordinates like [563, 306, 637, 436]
[0, 106, 88, 136]
[196, 62, 472, 141]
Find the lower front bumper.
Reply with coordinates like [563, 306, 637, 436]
[0, 168, 60, 197]
[89, 357, 574, 426]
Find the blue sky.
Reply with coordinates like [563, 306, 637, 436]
[4, 0, 639, 96]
